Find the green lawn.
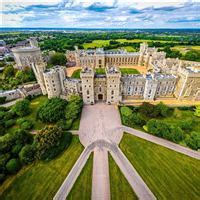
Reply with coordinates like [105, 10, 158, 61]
[120, 133, 200, 200]
[26, 95, 49, 130]
[67, 154, 93, 200]
[83, 40, 110, 49]
[109, 154, 138, 200]
[95, 68, 106, 74]
[120, 68, 140, 75]
[0, 136, 84, 200]
[71, 69, 81, 79]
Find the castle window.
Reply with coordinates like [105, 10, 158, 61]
[111, 96, 114, 99]
[87, 90, 89, 95]
[111, 90, 114, 95]
[99, 87, 102, 92]
[135, 87, 137, 91]
[149, 90, 151, 94]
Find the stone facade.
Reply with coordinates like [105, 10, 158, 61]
[10, 39, 200, 104]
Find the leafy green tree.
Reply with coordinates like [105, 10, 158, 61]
[19, 144, 35, 164]
[185, 132, 200, 150]
[33, 125, 69, 160]
[6, 158, 21, 174]
[3, 65, 15, 79]
[156, 102, 172, 117]
[194, 106, 200, 117]
[37, 98, 67, 123]
[13, 99, 31, 117]
[183, 50, 200, 62]
[48, 53, 67, 66]
[139, 102, 159, 118]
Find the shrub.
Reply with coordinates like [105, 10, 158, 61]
[178, 120, 193, 131]
[66, 119, 73, 130]
[185, 132, 200, 150]
[37, 98, 67, 123]
[120, 106, 132, 117]
[13, 99, 31, 117]
[170, 126, 184, 142]
[6, 158, 21, 174]
[19, 145, 35, 164]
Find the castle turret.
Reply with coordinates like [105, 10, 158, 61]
[106, 66, 121, 104]
[80, 67, 95, 104]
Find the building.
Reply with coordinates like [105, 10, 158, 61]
[9, 40, 200, 104]
[12, 38, 43, 70]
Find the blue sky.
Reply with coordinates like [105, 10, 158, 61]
[1, 0, 200, 28]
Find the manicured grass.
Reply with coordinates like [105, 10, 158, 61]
[120, 133, 200, 200]
[83, 40, 110, 49]
[120, 68, 140, 75]
[95, 68, 105, 74]
[0, 136, 84, 200]
[123, 46, 136, 52]
[26, 95, 49, 130]
[71, 69, 81, 79]
[67, 154, 93, 200]
[109, 154, 138, 200]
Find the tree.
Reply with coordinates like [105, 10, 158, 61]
[17, 118, 34, 130]
[19, 144, 35, 164]
[183, 50, 200, 62]
[194, 106, 200, 117]
[156, 102, 172, 117]
[48, 53, 67, 66]
[37, 98, 67, 123]
[139, 102, 159, 118]
[13, 99, 31, 117]
[185, 132, 200, 150]
[6, 158, 21, 174]
[33, 125, 69, 160]
[3, 65, 15, 79]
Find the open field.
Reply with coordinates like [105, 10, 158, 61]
[67, 154, 93, 200]
[0, 136, 84, 200]
[172, 45, 200, 54]
[83, 39, 179, 50]
[120, 68, 140, 75]
[120, 133, 200, 200]
[109, 154, 138, 200]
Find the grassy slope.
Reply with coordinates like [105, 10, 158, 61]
[120, 133, 200, 200]
[0, 136, 84, 200]
[120, 68, 140, 75]
[71, 69, 81, 79]
[67, 154, 93, 200]
[109, 154, 138, 200]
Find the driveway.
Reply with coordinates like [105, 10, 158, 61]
[79, 103, 123, 147]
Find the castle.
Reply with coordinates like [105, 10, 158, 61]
[7, 40, 200, 104]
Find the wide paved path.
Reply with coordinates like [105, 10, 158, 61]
[121, 126, 200, 160]
[92, 147, 110, 200]
[79, 103, 123, 146]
